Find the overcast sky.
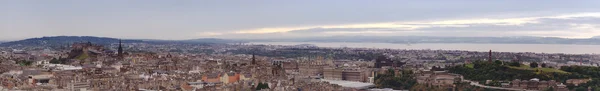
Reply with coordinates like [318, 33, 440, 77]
[2, 0, 600, 41]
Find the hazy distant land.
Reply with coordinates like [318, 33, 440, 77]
[252, 42, 600, 54]
[2, 36, 600, 54]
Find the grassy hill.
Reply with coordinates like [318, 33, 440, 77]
[448, 61, 581, 82]
[0, 36, 144, 47]
[508, 64, 568, 74]
[453, 61, 600, 90]
[75, 52, 90, 60]
[465, 63, 567, 74]
[0, 36, 242, 48]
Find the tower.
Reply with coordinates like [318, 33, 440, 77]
[252, 53, 256, 65]
[118, 40, 123, 58]
[488, 50, 492, 63]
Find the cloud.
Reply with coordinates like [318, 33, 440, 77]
[5, 0, 600, 40]
[216, 12, 600, 39]
[196, 32, 223, 37]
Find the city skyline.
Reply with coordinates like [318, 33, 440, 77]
[3, 1, 600, 90]
[3, 0, 600, 40]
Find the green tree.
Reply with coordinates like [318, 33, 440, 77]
[387, 69, 396, 76]
[541, 63, 547, 68]
[530, 62, 539, 68]
[574, 87, 587, 91]
[494, 60, 503, 65]
[431, 66, 444, 71]
[17, 60, 33, 66]
[50, 58, 60, 64]
[473, 60, 484, 69]
[256, 82, 269, 90]
[510, 62, 521, 66]
[50, 57, 68, 64]
[544, 87, 554, 91]
[374, 69, 416, 89]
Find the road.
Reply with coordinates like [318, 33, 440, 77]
[464, 80, 537, 91]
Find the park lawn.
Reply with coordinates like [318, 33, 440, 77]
[76, 52, 89, 60]
[465, 64, 474, 68]
[508, 64, 569, 74]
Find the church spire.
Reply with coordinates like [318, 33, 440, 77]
[118, 39, 123, 58]
[251, 53, 256, 65]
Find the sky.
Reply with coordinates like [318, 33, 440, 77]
[2, 0, 600, 41]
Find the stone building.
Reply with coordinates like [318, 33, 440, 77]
[510, 78, 563, 90]
[323, 68, 343, 80]
[341, 70, 367, 82]
[221, 72, 240, 84]
[240, 73, 253, 81]
[298, 60, 326, 78]
[566, 78, 591, 86]
[323, 68, 369, 82]
[282, 61, 298, 73]
[416, 71, 463, 87]
[68, 81, 90, 91]
[202, 73, 221, 83]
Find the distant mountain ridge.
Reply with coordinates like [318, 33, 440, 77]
[246, 36, 600, 45]
[0, 36, 242, 47]
[183, 38, 244, 44]
[4, 36, 600, 47]
[0, 36, 145, 47]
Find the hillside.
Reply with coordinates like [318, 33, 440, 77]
[0, 36, 244, 47]
[0, 36, 145, 47]
[448, 61, 575, 82]
[508, 64, 568, 74]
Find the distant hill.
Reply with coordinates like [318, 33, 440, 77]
[0, 36, 145, 47]
[0, 36, 244, 47]
[182, 38, 245, 44]
[247, 36, 600, 45]
[593, 36, 600, 39]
